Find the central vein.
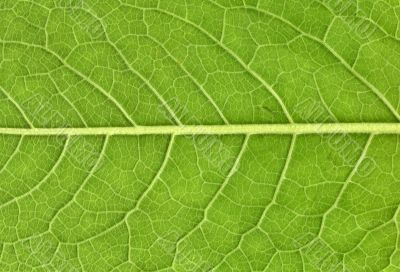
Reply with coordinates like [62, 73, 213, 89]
[0, 123, 400, 135]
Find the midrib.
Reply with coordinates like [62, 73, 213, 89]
[1, 123, 400, 135]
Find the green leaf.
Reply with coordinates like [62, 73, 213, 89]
[0, 0, 399, 271]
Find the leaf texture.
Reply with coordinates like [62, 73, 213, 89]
[0, 0, 399, 271]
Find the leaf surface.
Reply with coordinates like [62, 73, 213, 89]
[0, 1, 400, 271]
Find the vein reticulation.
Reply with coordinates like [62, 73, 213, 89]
[0, 1, 399, 271]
